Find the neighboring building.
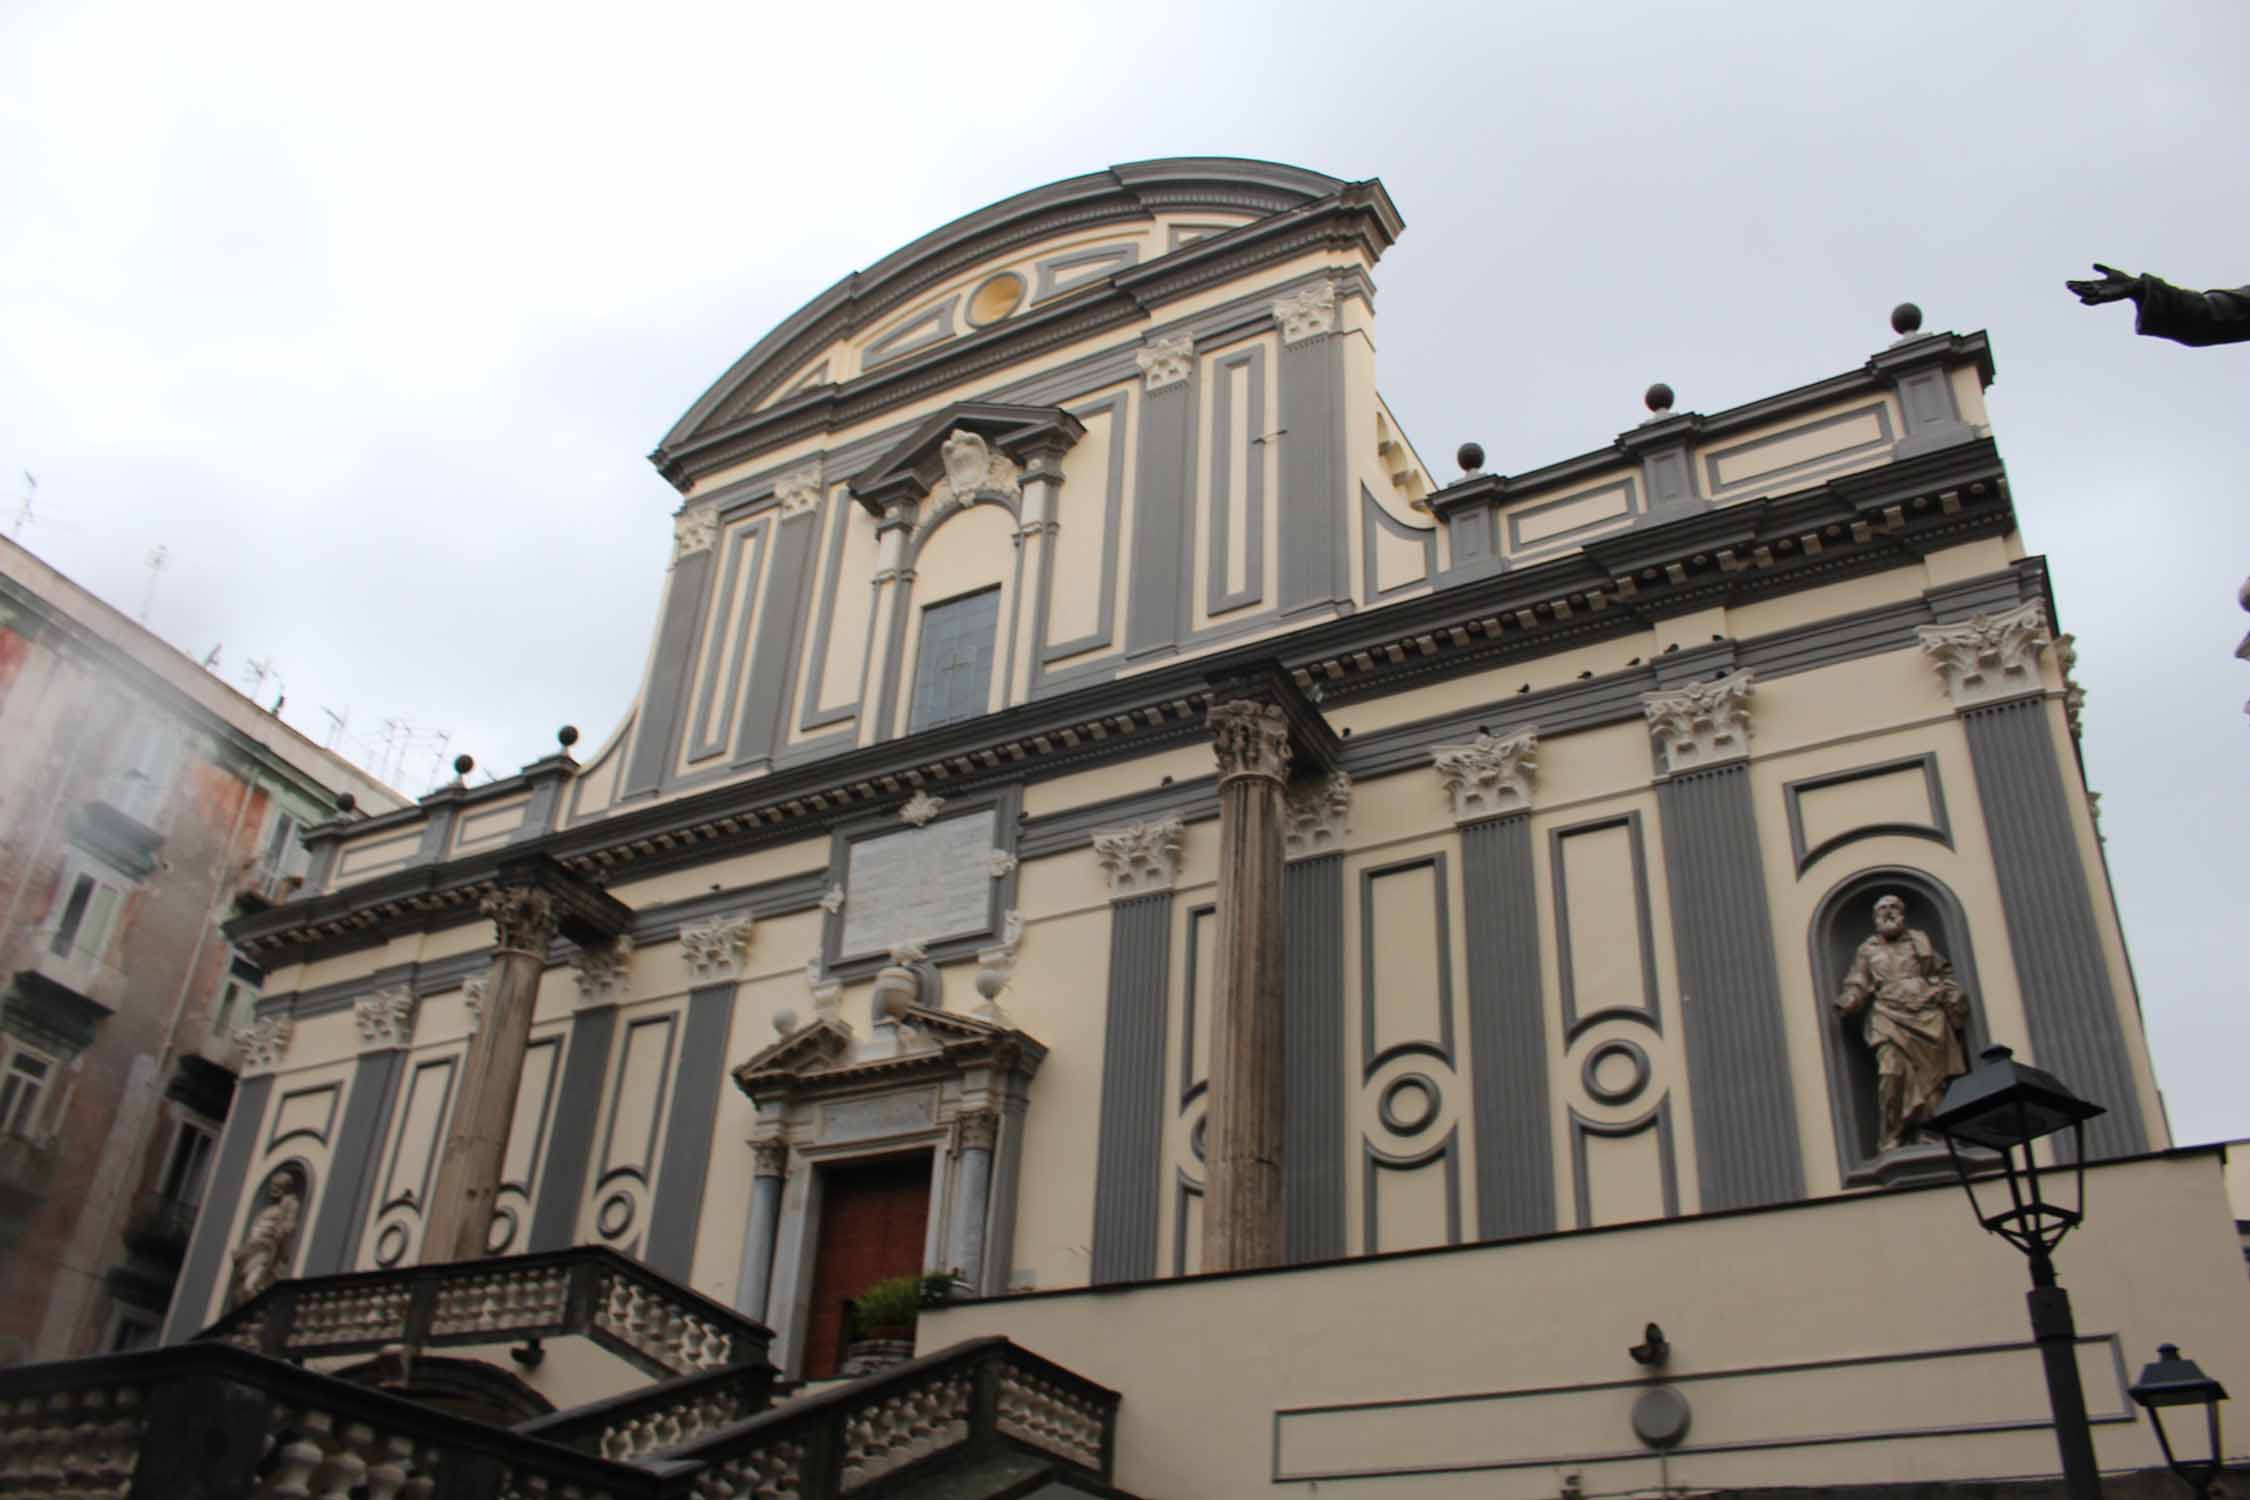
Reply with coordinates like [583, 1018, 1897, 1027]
[8, 159, 2238, 1496]
[0, 535, 403, 1363]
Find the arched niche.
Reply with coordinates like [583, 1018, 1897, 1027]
[1807, 867, 1988, 1187]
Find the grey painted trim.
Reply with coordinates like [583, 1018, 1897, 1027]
[861, 295, 958, 369]
[621, 549, 715, 800]
[645, 981, 737, 1281]
[1361, 1126, 1462, 1255]
[162, 1072, 273, 1342]
[512, 767, 569, 847]
[1123, 378, 1194, 657]
[267, 1082, 340, 1151]
[1504, 477, 1640, 557]
[1031, 243, 1139, 305]
[597, 1013, 679, 1185]
[1461, 815, 1555, 1242]
[1885, 361, 1975, 460]
[1924, 569, 2027, 623]
[1271, 1329, 2129, 1485]
[1177, 904, 1215, 1103]
[528, 1001, 619, 1252]
[1034, 393, 1130, 668]
[1168, 221, 1237, 251]
[733, 509, 821, 768]
[1702, 402, 1896, 498]
[1285, 854, 1346, 1265]
[1277, 330, 1348, 616]
[1358, 853, 1455, 1075]
[1203, 344, 1267, 617]
[1089, 892, 1172, 1284]
[377, 1058, 457, 1214]
[1656, 766, 1805, 1210]
[686, 518, 770, 762]
[1580, 1039, 1653, 1106]
[300, 1049, 404, 1276]
[1568, 1097, 1679, 1229]
[1358, 484, 1437, 602]
[1961, 698, 2146, 1159]
[1638, 440, 1700, 516]
[1782, 752, 1952, 874]
[796, 488, 865, 734]
[1547, 812, 1662, 1039]
[1170, 1165, 1204, 1279]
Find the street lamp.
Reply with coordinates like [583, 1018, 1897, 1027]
[2130, 1344, 2230, 1498]
[1930, 1044, 2108, 1500]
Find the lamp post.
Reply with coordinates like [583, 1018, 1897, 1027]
[2130, 1343, 2230, 1498]
[1929, 1044, 2108, 1500]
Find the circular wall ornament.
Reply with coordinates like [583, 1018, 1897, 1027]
[1631, 1385, 1692, 1450]
[1377, 1073, 1442, 1136]
[374, 1222, 410, 1268]
[965, 271, 1026, 328]
[1582, 1039, 1653, 1106]
[597, 1191, 636, 1241]
[486, 1206, 518, 1256]
[1189, 1114, 1207, 1165]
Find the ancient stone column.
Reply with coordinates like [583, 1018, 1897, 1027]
[421, 884, 557, 1263]
[734, 1140, 789, 1322]
[947, 1109, 1001, 1288]
[1203, 698, 1293, 1273]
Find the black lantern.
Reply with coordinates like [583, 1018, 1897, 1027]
[1930, 1044, 2106, 1270]
[2130, 1344, 2230, 1498]
[1929, 1044, 2109, 1500]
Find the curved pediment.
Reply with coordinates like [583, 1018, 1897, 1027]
[652, 158, 1389, 491]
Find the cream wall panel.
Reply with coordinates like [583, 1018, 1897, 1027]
[1793, 764, 1934, 860]
[1186, 332, 1281, 632]
[923, 1153, 2249, 1500]
[575, 998, 685, 1256]
[1044, 386, 1134, 659]
[1921, 535, 2014, 589]
[1155, 892, 1218, 1280]
[606, 838, 826, 913]
[569, 727, 625, 819]
[1372, 507, 1430, 594]
[357, 1044, 460, 1269]
[795, 484, 880, 742]
[1694, 393, 1905, 504]
[675, 511, 778, 778]
[450, 795, 527, 853]
[1728, 568, 1924, 639]
[1580, 1118, 1667, 1227]
[1321, 640, 1656, 742]
[1020, 744, 1208, 820]
[1950, 364, 1992, 429]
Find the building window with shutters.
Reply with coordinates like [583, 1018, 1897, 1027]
[907, 588, 1001, 734]
[0, 1049, 54, 1139]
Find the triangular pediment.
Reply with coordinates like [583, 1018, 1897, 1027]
[731, 1007, 1047, 1105]
[847, 403, 1084, 516]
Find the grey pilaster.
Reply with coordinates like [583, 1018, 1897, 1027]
[300, 1047, 406, 1276]
[1124, 362, 1194, 658]
[1089, 891, 1173, 1283]
[1277, 330, 1348, 617]
[622, 544, 715, 799]
[645, 979, 739, 1281]
[1284, 853, 1346, 1263]
[527, 1001, 618, 1252]
[732, 509, 820, 768]
[161, 1073, 274, 1343]
[1962, 699, 2145, 1158]
[734, 1144, 787, 1322]
[1657, 766, 1805, 1210]
[1461, 814, 1556, 1240]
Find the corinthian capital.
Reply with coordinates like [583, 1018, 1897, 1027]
[673, 508, 717, 561]
[483, 885, 557, 956]
[1136, 334, 1194, 391]
[353, 987, 418, 1053]
[1642, 671, 1755, 775]
[1916, 601, 2050, 710]
[234, 1015, 294, 1075]
[1209, 700, 1293, 787]
[1273, 281, 1338, 343]
[1092, 816, 1185, 898]
[571, 937, 633, 1005]
[1283, 771, 1352, 859]
[774, 464, 824, 516]
[679, 913, 755, 983]
[1431, 729, 1538, 822]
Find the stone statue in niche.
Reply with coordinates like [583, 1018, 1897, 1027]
[1835, 894, 1968, 1154]
[228, 1165, 307, 1307]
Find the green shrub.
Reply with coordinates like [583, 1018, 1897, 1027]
[847, 1271, 960, 1337]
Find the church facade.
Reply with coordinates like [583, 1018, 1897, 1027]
[104, 159, 2245, 1496]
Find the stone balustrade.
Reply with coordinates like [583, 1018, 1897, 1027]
[517, 1362, 778, 1464]
[198, 1246, 768, 1382]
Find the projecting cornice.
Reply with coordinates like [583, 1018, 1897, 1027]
[231, 439, 2017, 969]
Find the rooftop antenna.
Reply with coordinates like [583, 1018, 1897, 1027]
[201, 644, 222, 671]
[321, 706, 349, 751]
[138, 545, 168, 624]
[12, 472, 34, 541]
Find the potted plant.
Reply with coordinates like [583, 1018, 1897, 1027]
[839, 1271, 959, 1377]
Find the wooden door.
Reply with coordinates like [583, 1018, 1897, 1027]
[801, 1152, 932, 1378]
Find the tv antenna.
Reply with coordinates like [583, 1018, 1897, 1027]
[138, 545, 168, 624]
[12, 472, 34, 541]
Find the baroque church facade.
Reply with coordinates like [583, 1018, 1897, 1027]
[42, 158, 2239, 1497]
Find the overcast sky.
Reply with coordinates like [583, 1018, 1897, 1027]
[3, 2, 2244, 1144]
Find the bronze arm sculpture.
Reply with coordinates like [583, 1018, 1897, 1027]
[2068, 263, 2250, 347]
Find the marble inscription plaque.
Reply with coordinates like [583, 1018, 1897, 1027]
[838, 809, 997, 959]
[821, 1089, 938, 1142]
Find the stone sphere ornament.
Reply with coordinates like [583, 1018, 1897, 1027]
[772, 1007, 798, 1036]
[872, 963, 921, 1021]
[1644, 383, 1675, 415]
[1891, 302, 1924, 338]
[454, 754, 474, 777]
[558, 725, 580, 748]
[336, 791, 356, 813]
[1457, 441, 1485, 474]
[975, 967, 1008, 1002]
